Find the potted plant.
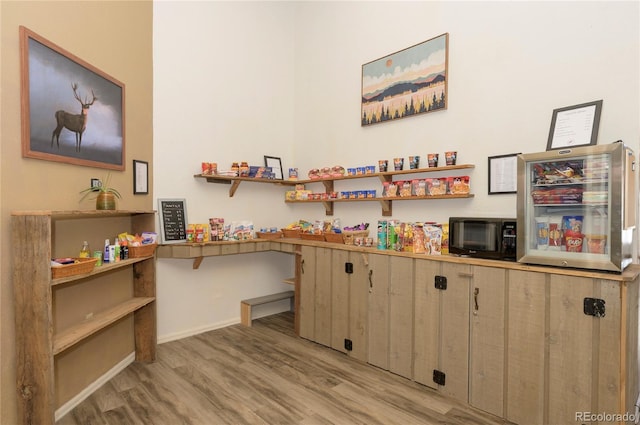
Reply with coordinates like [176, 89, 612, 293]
[80, 173, 122, 210]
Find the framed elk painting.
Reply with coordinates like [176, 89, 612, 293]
[20, 26, 125, 170]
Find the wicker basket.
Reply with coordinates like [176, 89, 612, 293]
[342, 230, 369, 245]
[300, 233, 326, 242]
[256, 231, 283, 240]
[51, 258, 98, 279]
[281, 228, 302, 239]
[128, 243, 157, 258]
[324, 232, 345, 244]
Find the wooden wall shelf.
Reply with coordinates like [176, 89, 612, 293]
[11, 209, 158, 425]
[195, 164, 475, 216]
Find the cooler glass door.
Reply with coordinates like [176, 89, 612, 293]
[517, 144, 628, 272]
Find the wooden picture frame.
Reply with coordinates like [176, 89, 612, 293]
[546, 100, 602, 151]
[488, 153, 520, 194]
[158, 198, 188, 244]
[20, 26, 125, 170]
[133, 160, 149, 195]
[362, 33, 448, 126]
[264, 155, 283, 180]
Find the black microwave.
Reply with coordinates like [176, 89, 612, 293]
[449, 217, 517, 261]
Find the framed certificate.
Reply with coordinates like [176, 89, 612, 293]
[133, 159, 149, 194]
[546, 100, 602, 151]
[488, 153, 520, 194]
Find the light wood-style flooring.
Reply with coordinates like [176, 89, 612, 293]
[59, 312, 513, 425]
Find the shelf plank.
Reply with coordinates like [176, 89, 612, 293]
[282, 277, 296, 285]
[285, 194, 475, 204]
[11, 209, 156, 218]
[51, 257, 154, 287]
[53, 297, 155, 355]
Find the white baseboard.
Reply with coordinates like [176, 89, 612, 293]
[55, 352, 135, 422]
[158, 317, 240, 344]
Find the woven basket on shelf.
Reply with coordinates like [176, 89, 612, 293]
[300, 233, 326, 242]
[256, 231, 283, 240]
[324, 232, 345, 244]
[51, 258, 98, 279]
[128, 243, 157, 258]
[342, 230, 369, 245]
[281, 228, 302, 239]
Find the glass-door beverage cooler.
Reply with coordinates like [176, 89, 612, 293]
[517, 142, 636, 272]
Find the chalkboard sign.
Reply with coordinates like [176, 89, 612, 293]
[158, 198, 188, 244]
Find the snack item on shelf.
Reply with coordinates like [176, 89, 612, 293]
[548, 216, 563, 250]
[426, 178, 447, 195]
[413, 223, 426, 254]
[562, 215, 584, 252]
[412, 179, 427, 196]
[440, 223, 449, 254]
[399, 181, 412, 197]
[308, 168, 321, 180]
[209, 218, 224, 241]
[331, 165, 345, 177]
[425, 224, 442, 255]
[448, 176, 470, 194]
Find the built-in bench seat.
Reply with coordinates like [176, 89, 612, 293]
[240, 290, 295, 327]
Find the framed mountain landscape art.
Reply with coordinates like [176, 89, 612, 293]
[20, 26, 125, 170]
[362, 33, 448, 126]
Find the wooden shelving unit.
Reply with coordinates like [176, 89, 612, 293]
[11, 209, 157, 425]
[195, 164, 475, 216]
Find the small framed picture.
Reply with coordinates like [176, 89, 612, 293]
[488, 153, 520, 195]
[264, 155, 283, 180]
[546, 100, 602, 151]
[133, 159, 149, 194]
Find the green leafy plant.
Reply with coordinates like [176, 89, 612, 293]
[79, 173, 122, 201]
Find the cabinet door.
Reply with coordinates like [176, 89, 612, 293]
[469, 266, 506, 417]
[368, 254, 390, 370]
[548, 275, 622, 424]
[413, 258, 441, 389]
[331, 249, 350, 353]
[348, 252, 369, 362]
[389, 256, 414, 379]
[439, 262, 470, 402]
[506, 269, 545, 425]
[298, 245, 317, 340]
[314, 247, 333, 347]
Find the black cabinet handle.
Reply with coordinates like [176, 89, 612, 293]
[473, 287, 479, 315]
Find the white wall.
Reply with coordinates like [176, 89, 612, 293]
[154, 1, 639, 340]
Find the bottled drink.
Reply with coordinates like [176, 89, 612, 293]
[79, 241, 90, 258]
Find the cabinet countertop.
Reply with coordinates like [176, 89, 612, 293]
[157, 238, 640, 282]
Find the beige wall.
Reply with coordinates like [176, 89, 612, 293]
[1, 1, 153, 423]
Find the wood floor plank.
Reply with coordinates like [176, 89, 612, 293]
[60, 312, 512, 425]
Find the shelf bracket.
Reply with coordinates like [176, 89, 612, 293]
[379, 200, 392, 217]
[229, 181, 242, 197]
[322, 201, 334, 216]
[193, 256, 204, 269]
[378, 174, 393, 184]
[322, 180, 334, 193]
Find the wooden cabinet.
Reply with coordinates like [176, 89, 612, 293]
[294, 243, 639, 424]
[11, 210, 157, 425]
[388, 256, 414, 379]
[367, 253, 390, 370]
[330, 250, 369, 361]
[469, 266, 506, 417]
[505, 269, 545, 424]
[431, 262, 472, 403]
[298, 245, 369, 361]
[367, 255, 414, 378]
